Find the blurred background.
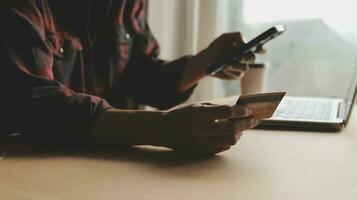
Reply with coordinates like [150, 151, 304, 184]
[148, 0, 357, 103]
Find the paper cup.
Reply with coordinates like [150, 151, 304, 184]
[241, 63, 268, 94]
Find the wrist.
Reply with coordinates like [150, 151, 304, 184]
[154, 108, 181, 149]
[189, 49, 212, 74]
[89, 109, 170, 147]
[180, 51, 210, 91]
[143, 110, 171, 146]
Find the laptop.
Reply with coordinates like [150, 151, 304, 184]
[258, 67, 357, 132]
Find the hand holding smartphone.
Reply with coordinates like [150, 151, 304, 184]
[207, 25, 286, 75]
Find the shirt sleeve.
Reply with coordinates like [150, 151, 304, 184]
[121, 0, 197, 110]
[0, 2, 112, 145]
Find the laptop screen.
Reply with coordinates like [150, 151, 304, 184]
[344, 65, 357, 124]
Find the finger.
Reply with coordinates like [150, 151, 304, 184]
[224, 64, 249, 73]
[234, 131, 243, 142]
[222, 68, 244, 78]
[223, 72, 242, 80]
[213, 117, 256, 131]
[208, 123, 245, 138]
[209, 117, 254, 136]
[221, 32, 246, 44]
[211, 135, 239, 146]
[255, 45, 267, 54]
[210, 132, 243, 146]
[226, 71, 244, 79]
[231, 105, 253, 118]
[239, 51, 255, 64]
[200, 104, 232, 119]
[230, 117, 259, 132]
[208, 119, 235, 136]
[223, 67, 243, 79]
[211, 72, 237, 80]
[226, 67, 246, 74]
[177, 142, 231, 156]
[226, 70, 243, 76]
[200, 135, 238, 146]
[204, 104, 253, 120]
[196, 145, 231, 156]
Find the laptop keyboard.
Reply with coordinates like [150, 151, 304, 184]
[273, 98, 333, 120]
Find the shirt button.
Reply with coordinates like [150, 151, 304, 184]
[59, 48, 64, 54]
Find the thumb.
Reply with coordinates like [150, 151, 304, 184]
[203, 104, 252, 119]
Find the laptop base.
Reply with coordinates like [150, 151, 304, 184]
[256, 120, 343, 132]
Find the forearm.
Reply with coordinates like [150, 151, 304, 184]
[88, 109, 169, 146]
[179, 50, 210, 92]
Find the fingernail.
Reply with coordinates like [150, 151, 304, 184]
[250, 118, 259, 126]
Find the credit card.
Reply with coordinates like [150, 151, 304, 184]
[236, 92, 286, 119]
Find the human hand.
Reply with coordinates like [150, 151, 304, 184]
[197, 32, 266, 80]
[162, 103, 259, 156]
[179, 32, 266, 91]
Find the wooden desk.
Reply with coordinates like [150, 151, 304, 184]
[1, 108, 357, 200]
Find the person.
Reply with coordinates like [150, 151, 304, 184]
[0, 0, 261, 155]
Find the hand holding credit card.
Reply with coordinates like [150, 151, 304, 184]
[236, 92, 286, 120]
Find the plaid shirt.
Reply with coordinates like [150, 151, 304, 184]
[0, 0, 194, 145]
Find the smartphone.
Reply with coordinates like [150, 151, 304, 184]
[207, 25, 286, 74]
